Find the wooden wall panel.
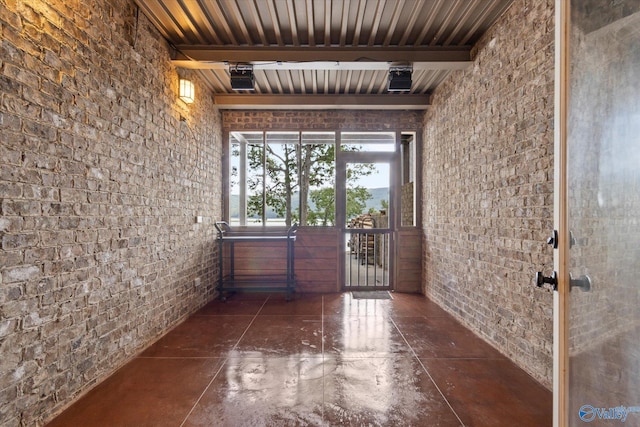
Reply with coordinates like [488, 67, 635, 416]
[395, 229, 423, 293]
[219, 227, 423, 294]
[222, 242, 290, 277]
[294, 228, 340, 293]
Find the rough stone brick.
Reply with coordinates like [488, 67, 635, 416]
[24, 247, 56, 264]
[3, 265, 42, 283]
[2, 233, 39, 250]
[0, 216, 24, 233]
[1, 200, 41, 216]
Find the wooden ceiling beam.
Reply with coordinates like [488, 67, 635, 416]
[212, 94, 431, 110]
[173, 45, 471, 64]
[174, 59, 470, 71]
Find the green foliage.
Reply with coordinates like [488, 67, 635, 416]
[307, 187, 334, 226]
[307, 186, 372, 226]
[242, 137, 376, 226]
[347, 186, 372, 220]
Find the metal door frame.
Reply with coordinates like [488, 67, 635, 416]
[554, 1, 570, 425]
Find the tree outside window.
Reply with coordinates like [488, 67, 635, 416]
[230, 131, 374, 227]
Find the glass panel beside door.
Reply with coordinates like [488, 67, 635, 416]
[562, 1, 640, 425]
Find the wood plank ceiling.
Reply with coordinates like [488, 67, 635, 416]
[134, 0, 514, 109]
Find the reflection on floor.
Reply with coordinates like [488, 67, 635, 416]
[46, 293, 551, 427]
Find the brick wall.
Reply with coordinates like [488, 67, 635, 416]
[0, 1, 222, 425]
[422, 0, 555, 387]
[401, 182, 414, 226]
[222, 110, 423, 132]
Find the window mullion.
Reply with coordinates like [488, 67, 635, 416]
[262, 131, 266, 225]
[239, 139, 247, 226]
[297, 131, 301, 226]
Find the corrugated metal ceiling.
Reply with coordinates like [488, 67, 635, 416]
[135, 0, 514, 109]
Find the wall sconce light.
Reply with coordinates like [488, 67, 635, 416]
[387, 66, 413, 92]
[179, 78, 195, 104]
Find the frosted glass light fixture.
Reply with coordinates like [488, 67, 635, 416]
[179, 78, 195, 104]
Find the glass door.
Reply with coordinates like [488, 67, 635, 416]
[556, 1, 640, 425]
[343, 161, 391, 289]
[337, 132, 397, 291]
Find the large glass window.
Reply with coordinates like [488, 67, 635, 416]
[300, 132, 336, 226]
[229, 131, 336, 226]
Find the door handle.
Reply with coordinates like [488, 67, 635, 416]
[536, 230, 558, 291]
[570, 273, 592, 292]
[535, 271, 558, 291]
[534, 271, 591, 292]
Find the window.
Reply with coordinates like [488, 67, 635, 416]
[229, 131, 336, 226]
[340, 131, 396, 152]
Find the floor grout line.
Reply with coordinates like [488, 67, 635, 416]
[390, 316, 467, 427]
[179, 295, 271, 427]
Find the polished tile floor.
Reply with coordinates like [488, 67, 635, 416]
[47, 292, 551, 426]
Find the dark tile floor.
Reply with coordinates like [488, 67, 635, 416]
[46, 292, 552, 427]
